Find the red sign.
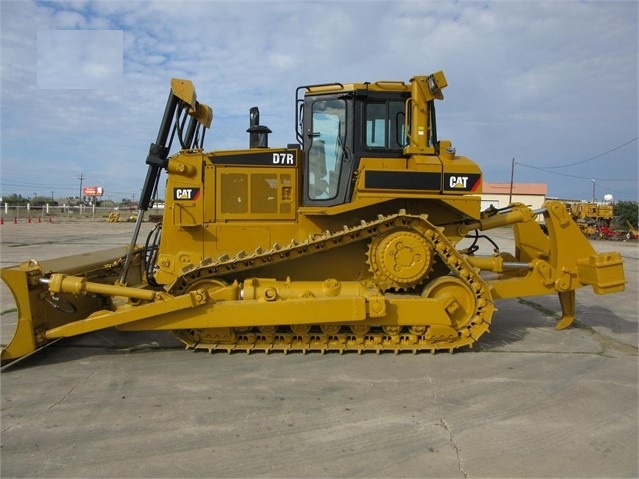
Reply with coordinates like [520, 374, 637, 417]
[83, 186, 104, 196]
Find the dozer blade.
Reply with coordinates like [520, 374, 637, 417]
[1, 247, 144, 365]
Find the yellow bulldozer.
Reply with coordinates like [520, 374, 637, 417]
[1, 72, 626, 364]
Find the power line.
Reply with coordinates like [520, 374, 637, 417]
[0, 180, 78, 189]
[595, 181, 639, 198]
[517, 136, 638, 170]
[516, 164, 638, 182]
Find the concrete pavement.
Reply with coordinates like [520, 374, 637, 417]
[1, 220, 637, 478]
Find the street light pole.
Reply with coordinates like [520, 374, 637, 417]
[509, 158, 515, 204]
[591, 179, 596, 203]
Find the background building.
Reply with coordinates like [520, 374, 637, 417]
[480, 182, 547, 212]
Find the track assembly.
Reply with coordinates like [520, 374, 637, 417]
[170, 212, 495, 354]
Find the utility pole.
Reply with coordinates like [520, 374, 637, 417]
[78, 173, 85, 212]
[78, 174, 85, 203]
[508, 158, 515, 204]
[591, 179, 596, 203]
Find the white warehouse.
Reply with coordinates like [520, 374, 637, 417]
[480, 182, 548, 212]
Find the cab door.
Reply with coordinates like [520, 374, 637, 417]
[301, 95, 354, 207]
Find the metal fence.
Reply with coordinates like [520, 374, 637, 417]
[0, 204, 164, 223]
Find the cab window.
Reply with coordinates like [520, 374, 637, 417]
[308, 99, 346, 200]
[364, 100, 406, 150]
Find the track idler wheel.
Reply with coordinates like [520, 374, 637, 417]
[421, 276, 477, 329]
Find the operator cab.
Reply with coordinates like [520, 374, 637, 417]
[297, 83, 419, 207]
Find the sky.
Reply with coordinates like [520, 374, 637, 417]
[1, 0, 637, 204]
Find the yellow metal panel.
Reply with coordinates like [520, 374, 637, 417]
[203, 164, 216, 223]
[215, 225, 271, 255]
[577, 252, 625, 294]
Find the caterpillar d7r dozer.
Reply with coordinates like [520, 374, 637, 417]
[1, 71, 626, 365]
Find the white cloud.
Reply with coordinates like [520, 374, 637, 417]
[1, 0, 637, 202]
[37, 30, 123, 88]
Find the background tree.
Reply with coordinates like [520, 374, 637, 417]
[613, 201, 638, 229]
[1, 194, 29, 206]
[31, 195, 58, 207]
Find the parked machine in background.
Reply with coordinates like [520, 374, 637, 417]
[564, 200, 614, 238]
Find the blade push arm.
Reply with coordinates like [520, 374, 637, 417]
[121, 79, 212, 284]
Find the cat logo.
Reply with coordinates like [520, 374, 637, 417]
[443, 173, 481, 192]
[173, 188, 200, 200]
[449, 176, 469, 189]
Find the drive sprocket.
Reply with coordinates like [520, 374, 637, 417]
[367, 230, 433, 291]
